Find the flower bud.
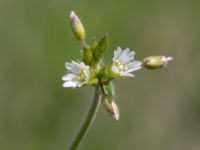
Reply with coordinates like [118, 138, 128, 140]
[93, 33, 109, 64]
[70, 11, 86, 41]
[81, 45, 93, 65]
[90, 36, 98, 52]
[143, 56, 173, 69]
[103, 96, 120, 121]
[96, 33, 109, 54]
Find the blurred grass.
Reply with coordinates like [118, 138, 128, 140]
[0, 0, 200, 150]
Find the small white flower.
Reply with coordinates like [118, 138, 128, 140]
[62, 61, 91, 88]
[111, 47, 142, 77]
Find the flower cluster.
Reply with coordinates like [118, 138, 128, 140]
[62, 47, 142, 88]
[62, 11, 173, 120]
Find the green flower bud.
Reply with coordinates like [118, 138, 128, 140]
[103, 96, 120, 121]
[90, 36, 98, 52]
[81, 45, 93, 65]
[101, 82, 119, 120]
[93, 33, 109, 63]
[143, 56, 173, 69]
[70, 11, 86, 41]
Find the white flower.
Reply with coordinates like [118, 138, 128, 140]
[62, 61, 91, 88]
[111, 47, 142, 77]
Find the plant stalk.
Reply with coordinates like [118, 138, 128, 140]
[68, 87, 101, 150]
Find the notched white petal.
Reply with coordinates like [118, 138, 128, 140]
[65, 62, 80, 73]
[113, 47, 122, 61]
[62, 73, 76, 81]
[63, 81, 76, 88]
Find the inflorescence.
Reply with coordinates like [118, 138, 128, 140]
[62, 11, 173, 120]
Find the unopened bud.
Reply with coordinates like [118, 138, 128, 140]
[143, 56, 173, 69]
[81, 45, 93, 65]
[93, 33, 109, 63]
[90, 36, 98, 52]
[103, 96, 120, 121]
[70, 11, 86, 41]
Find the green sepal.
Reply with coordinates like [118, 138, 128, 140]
[81, 44, 93, 65]
[103, 82, 115, 98]
[97, 66, 112, 84]
[88, 69, 99, 86]
[101, 82, 119, 120]
[99, 66, 128, 82]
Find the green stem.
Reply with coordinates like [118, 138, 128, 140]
[68, 87, 101, 150]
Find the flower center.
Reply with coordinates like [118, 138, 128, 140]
[77, 70, 86, 81]
[114, 60, 128, 72]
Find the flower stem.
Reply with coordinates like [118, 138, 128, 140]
[68, 87, 101, 150]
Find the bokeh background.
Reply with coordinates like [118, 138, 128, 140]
[1, 0, 200, 149]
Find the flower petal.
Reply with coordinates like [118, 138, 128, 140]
[63, 81, 77, 88]
[113, 47, 122, 61]
[65, 62, 80, 73]
[62, 73, 76, 81]
[125, 61, 142, 73]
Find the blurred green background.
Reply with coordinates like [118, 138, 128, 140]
[1, 0, 200, 149]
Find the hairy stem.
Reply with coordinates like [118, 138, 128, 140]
[68, 87, 101, 150]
